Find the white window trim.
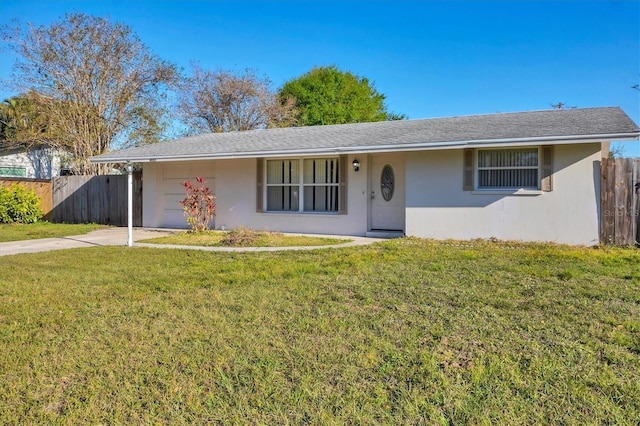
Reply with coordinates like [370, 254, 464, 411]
[471, 189, 543, 196]
[474, 146, 541, 191]
[264, 156, 341, 214]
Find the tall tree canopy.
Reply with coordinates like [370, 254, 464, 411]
[0, 94, 48, 146]
[278, 66, 404, 126]
[178, 66, 296, 134]
[1, 13, 179, 174]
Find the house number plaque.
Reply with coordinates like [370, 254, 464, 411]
[381, 165, 394, 201]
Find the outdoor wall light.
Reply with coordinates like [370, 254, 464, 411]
[125, 162, 133, 174]
[352, 159, 360, 172]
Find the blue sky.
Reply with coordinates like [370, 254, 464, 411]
[1, 0, 638, 155]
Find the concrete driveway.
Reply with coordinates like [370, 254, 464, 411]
[0, 228, 178, 256]
[0, 227, 385, 256]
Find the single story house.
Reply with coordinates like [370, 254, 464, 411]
[91, 107, 639, 245]
[0, 144, 62, 179]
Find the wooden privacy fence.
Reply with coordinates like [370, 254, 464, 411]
[601, 158, 640, 245]
[51, 174, 142, 226]
[0, 178, 53, 219]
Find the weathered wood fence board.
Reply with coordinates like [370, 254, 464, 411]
[51, 174, 142, 226]
[0, 178, 53, 219]
[600, 158, 640, 245]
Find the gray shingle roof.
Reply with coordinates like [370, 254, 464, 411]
[92, 107, 639, 163]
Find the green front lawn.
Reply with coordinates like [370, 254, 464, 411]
[140, 228, 348, 247]
[0, 239, 638, 424]
[0, 222, 108, 242]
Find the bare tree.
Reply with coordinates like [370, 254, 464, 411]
[1, 13, 180, 174]
[178, 66, 297, 134]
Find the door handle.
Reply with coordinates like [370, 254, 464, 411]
[371, 191, 375, 200]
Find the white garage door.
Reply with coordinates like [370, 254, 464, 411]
[160, 162, 215, 228]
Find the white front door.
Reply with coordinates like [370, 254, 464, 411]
[370, 154, 405, 231]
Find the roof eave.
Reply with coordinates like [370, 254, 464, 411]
[89, 131, 640, 164]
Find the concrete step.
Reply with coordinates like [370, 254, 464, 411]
[365, 230, 404, 239]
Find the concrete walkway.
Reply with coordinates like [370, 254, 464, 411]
[0, 227, 386, 256]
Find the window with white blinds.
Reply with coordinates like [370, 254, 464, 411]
[265, 158, 340, 212]
[477, 148, 539, 189]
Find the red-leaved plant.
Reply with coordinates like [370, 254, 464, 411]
[180, 177, 216, 232]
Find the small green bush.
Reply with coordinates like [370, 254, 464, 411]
[0, 185, 43, 224]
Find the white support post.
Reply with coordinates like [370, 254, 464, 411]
[126, 162, 133, 247]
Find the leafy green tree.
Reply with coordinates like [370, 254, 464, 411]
[0, 95, 48, 146]
[279, 66, 404, 126]
[1, 13, 179, 174]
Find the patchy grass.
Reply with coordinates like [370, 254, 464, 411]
[0, 238, 638, 424]
[0, 222, 108, 242]
[140, 228, 348, 247]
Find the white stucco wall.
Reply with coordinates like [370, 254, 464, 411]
[405, 143, 602, 245]
[0, 147, 61, 179]
[215, 156, 370, 236]
[142, 143, 603, 244]
[143, 155, 370, 235]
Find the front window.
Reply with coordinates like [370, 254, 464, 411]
[266, 158, 340, 212]
[303, 158, 339, 212]
[266, 159, 299, 211]
[477, 148, 539, 189]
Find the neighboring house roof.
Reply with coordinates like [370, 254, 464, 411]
[91, 107, 640, 163]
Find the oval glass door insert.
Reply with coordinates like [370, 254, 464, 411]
[381, 165, 395, 201]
